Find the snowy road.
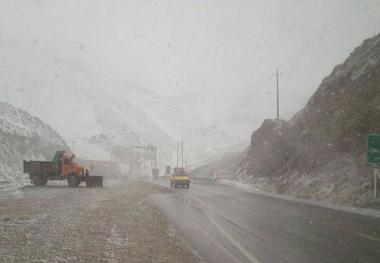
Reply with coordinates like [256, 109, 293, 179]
[1, 177, 379, 263]
[149, 178, 380, 263]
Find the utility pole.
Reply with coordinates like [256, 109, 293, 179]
[181, 141, 184, 167]
[28, 88, 33, 115]
[6, 85, 9, 103]
[176, 142, 179, 168]
[154, 147, 157, 171]
[28, 97, 32, 115]
[71, 140, 75, 153]
[273, 69, 281, 120]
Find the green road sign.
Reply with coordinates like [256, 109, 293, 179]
[368, 134, 380, 167]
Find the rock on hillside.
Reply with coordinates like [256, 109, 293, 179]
[237, 33, 380, 207]
[191, 151, 245, 180]
[0, 102, 69, 188]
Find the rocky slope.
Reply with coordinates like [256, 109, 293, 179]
[191, 151, 245, 180]
[235, 33, 380, 207]
[0, 102, 68, 188]
[237, 33, 380, 207]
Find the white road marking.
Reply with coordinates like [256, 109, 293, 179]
[203, 209, 261, 263]
[188, 195, 260, 263]
[193, 222, 242, 263]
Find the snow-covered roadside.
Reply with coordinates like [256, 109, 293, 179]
[0, 102, 69, 193]
[217, 179, 380, 218]
[0, 181, 29, 199]
[0, 168, 30, 198]
[0, 179, 200, 262]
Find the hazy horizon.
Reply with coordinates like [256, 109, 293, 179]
[1, 0, 380, 162]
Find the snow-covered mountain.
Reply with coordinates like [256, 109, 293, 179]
[0, 102, 68, 188]
[0, 40, 235, 164]
[121, 86, 238, 165]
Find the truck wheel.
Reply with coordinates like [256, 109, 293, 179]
[86, 176, 103, 187]
[67, 174, 79, 187]
[32, 175, 48, 186]
[39, 176, 48, 186]
[85, 179, 92, 187]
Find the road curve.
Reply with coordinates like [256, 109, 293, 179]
[148, 178, 380, 263]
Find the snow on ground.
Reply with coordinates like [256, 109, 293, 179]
[218, 179, 380, 218]
[0, 102, 68, 188]
[0, 179, 200, 262]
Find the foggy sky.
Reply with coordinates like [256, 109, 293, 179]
[1, 0, 380, 144]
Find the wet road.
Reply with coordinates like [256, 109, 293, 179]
[149, 178, 380, 263]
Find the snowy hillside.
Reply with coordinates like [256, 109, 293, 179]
[0, 102, 68, 188]
[193, 33, 380, 208]
[0, 40, 235, 164]
[236, 33, 380, 207]
[0, 41, 172, 159]
[120, 86, 238, 165]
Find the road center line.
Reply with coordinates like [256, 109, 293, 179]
[192, 222, 242, 263]
[187, 195, 260, 263]
[203, 209, 261, 263]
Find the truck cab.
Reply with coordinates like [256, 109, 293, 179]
[58, 152, 86, 178]
[170, 167, 190, 188]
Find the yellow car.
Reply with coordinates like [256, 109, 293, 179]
[170, 167, 190, 188]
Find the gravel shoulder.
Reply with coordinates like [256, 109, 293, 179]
[0, 179, 199, 262]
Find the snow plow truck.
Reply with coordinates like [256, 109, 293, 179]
[23, 151, 103, 187]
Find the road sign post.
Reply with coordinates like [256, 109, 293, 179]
[368, 134, 380, 198]
[375, 170, 378, 199]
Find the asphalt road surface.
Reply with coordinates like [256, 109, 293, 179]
[149, 178, 380, 263]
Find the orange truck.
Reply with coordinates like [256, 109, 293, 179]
[23, 151, 103, 187]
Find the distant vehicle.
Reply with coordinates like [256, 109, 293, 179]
[23, 151, 103, 187]
[170, 167, 190, 188]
